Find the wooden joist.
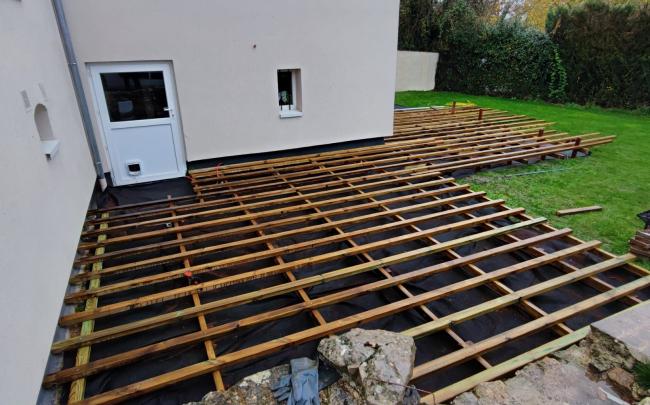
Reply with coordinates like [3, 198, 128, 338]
[68, 213, 109, 403]
[68, 256, 644, 405]
[46, 106, 645, 405]
[556, 205, 603, 216]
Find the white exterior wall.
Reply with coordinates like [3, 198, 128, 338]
[0, 2, 96, 404]
[396, 51, 439, 91]
[62, 0, 400, 169]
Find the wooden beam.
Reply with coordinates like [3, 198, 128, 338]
[556, 205, 603, 217]
[44, 229, 571, 385]
[71, 251, 636, 405]
[421, 327, 590, 404]
[51, 218, 547, 353]
[68, 213, 108, 403]
[61, 208, 530, 322]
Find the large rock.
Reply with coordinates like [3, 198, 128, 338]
[591, 302, 650, 365]
[452, 356, 627, 405]
[587, 328, 638, 373]
[317, 328, 416, 405]
[185, 364, 289, 405]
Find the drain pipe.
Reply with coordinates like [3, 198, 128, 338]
[52, 0, 107, 191]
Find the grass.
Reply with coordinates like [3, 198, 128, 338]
[395, 91, 650, 269]
[634, 362, 650, 390]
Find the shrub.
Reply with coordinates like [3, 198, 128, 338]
[434, 1, 562, 100]
[546, 0, 650, 108]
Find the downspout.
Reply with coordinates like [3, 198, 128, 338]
[52, 0, 108, 191]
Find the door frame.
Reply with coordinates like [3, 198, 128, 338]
[88, 61, 186, 186]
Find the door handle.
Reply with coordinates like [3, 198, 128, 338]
[163, 107, 171, 111]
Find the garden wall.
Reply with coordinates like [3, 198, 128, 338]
[396, 51, 439, 91]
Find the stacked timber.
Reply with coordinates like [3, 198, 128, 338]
[629, 230, 650, 258]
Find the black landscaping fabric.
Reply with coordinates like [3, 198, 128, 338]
[65, 169, 649, 404]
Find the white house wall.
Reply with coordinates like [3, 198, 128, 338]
[62, 0, 400, 169]
[0, 2, 96, 403]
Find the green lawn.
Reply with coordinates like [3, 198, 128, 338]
[396, 91, 650, 269]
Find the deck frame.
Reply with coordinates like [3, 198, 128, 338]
[49, 107, 648, 404]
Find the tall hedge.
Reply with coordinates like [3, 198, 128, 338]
[547, 0, 650, 108]
[400, 0, 567, 101]
[398, 0, 649, 108]
[399, 0, 440, 52]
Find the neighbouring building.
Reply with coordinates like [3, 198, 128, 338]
[0, 0, 399, 403]
[395, 50, 439, 92]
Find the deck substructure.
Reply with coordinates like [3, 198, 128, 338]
[47, 107, 648, 404]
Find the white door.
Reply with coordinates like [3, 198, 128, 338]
[90, 62, 186, 186]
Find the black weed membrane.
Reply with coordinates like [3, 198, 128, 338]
[51, 109, 644, 404]
[54, 173, 650, 405]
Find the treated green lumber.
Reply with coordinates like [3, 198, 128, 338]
[85, 129, 586, 238]
[432, 136, 614, 172]
[45, 229, 570, 385]
[421, 326, 590, 404]
[66, 201, 515, 305]
[422, 294, 649, 405]
[198, 131, 592, 189]
[403, 245, 624, 342]
[188, 111, 519, 175]
[62, 208, 529, 325]
[409, 254, 640, 378]
[84, 165, 434, 226]
[195, 121, 542, 182]
[216, 135, 612, 207]
[79, 134, 612, 251]
[80, 170, 446, 237]
[193, 126, 562, 190]
[60, 208, 529, 321]
[190, 127, 588, 196]
[194, 116, 539, 179]
[72, 244, 633, 405]
[52, 218, 546, 352]
[71, 192, 493, 283]
[83, 118, 542, 220]
[68, 213, 109, 403]
[556, 205, 603, 217]
[75, 185, 473, 266]
[78, 176, 455, 249]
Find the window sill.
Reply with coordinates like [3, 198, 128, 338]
[279, 110, 303, 119]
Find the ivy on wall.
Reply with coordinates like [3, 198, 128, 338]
[547, 0, 650, 108]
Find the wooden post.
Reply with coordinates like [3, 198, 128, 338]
[571, 138, 582, 158]
[451, 101, 457, 114]
[478, 108, 483, 120]
[538, 128, 545, 137]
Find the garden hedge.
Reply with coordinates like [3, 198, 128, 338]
[398, 0, 649, 108]
[547, 0, 650, 108]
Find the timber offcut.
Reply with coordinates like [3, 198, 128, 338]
[46, 106, 649, 404]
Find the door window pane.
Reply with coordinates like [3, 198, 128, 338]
[100, 71, 169, 122]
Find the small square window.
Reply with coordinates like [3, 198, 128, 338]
[277, 69, 302, 118]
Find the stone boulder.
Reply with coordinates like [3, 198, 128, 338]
[452, 355, 628, 405]
[185, 364, 289, 405]
[317, 328, 417, 405]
